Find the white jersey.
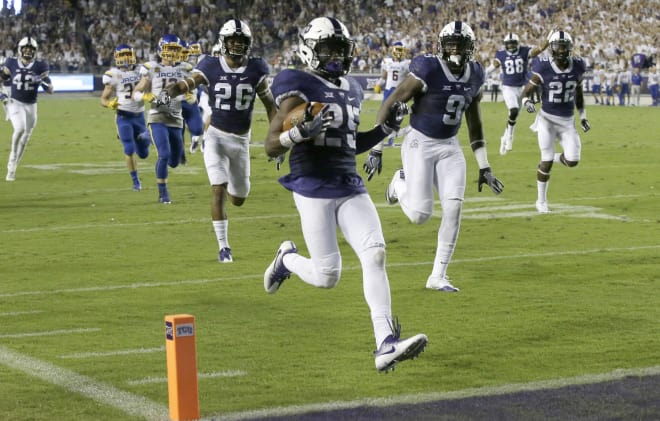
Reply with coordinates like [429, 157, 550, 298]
[102, 66, 145, 113]
[647, 71, 659, 86]
[140, 60, 184, 127]
[605, 71, 616, 88]
[382, 57, 411, 90]
[617, 70, 631, 85]
[177, 61, 199, 96]
[591, 69, 604, 85]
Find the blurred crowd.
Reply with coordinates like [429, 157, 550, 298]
[0, 0, 657, 75]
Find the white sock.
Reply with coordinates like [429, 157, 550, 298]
[212, 220, 229, 249]
[537, 180, 548, 203]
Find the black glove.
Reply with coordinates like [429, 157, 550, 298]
[523, 97, 536, 113]
[478, 167, 504, 195]
[288, 104, 331, 143]
[156, 90, 171, 107]
[363, 149, 382, 181]
[581, 118, 590, 132]
[382, 101, 408, 134]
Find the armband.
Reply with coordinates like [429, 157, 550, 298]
[472, 144, 490, 169]
[279, 131, 295, 149]
[578, 108, 587, 120]
[184, 77, 195, 91]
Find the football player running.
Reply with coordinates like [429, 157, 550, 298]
[263, 16, 427, 373]
[1, 36, 53, 181]
[132, 34, 185, 204]
[100, 44, 151, 191]
[370, 21, 504, 293]
[176, 39, 204, 157]
[163, 19, 276, 263]
[521, 30, 589, 214]
[485, 32, 550, 155]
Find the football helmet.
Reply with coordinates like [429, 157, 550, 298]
[503, 33, 519, 53]
[438, 21, 475, 69]
[549, 30, 573, 65]
[211, 43, 222, 57]
[157, 34, 182, 63]
[114, 44, 136, 67]
[298, 17, 355, 78]
[188, 41, 202, 61]
[391, 41, 407, 61]
[18, 36, 38, 61]
[178, 39, 190, 63]
[218, 19, 252, 59]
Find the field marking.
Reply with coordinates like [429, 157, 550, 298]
[59, 346, 165, 359]
[127, 370, 247, 386]
[0, 345, 168, 420]
[3, 193, 654, 235]
[0, 328, 101, 339]
[0, 310, 43, 317]
[208, 365, 660, 421]
[0, 245, 657, 300]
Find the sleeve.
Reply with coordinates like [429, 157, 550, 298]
[409, 55, 431, 81]
[102, 69, 114, 85]
[271, 69, 307, 105]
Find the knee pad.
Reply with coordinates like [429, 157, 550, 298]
[407, 209, 432, 225]
[508, 107, 519, 122]
[315, 266, 341, 289]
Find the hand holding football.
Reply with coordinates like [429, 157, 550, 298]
[283, 102, 325, 131]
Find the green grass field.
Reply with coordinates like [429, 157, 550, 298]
[0, 95, 658, 420]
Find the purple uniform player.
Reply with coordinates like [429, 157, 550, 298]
[521, 30, 590, 213]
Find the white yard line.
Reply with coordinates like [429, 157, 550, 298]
[0, 328, 101, 339]
[207, 365, 660, 421]
[0, 310, 43, 317]
[0, 345, 169, 420]
[127, 370, 247, 386]
[59, 346, 165, 359]
[0, 245, 657, 299]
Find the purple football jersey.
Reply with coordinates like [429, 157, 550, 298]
[495, 46, 532, 86]
[531, 56, 586, 118]
[3, 58, 49, 104]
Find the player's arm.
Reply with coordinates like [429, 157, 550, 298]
[521, 73, 542, 112]
[264, 96, 305, 157]
[465, 91, 504, 194]
[100, 84, 117, 109]
[575, 80, 590, 132]
[132, 75, 153, 103]
[372, 74, 421, 150]
[374, 68, 387, 93]
[166, 72, 207, 98]
[0, 66, 9, 81]
[530, 27, 555, 58]
[256, 78, 276, 122]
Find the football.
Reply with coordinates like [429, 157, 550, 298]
[282, 102, 325, 131]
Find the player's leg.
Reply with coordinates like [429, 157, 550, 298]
[534, 115, 557, 213]
[150, 123, 172, 203]
[500, 86, 520, 155]
[389, 128, 436, 224]
[426, 142, 465, 291]
[167, 126, 184, 169]
[6, 102, 27, 181]
[117, 116, 140, 191]
[133, 115, 150, 159]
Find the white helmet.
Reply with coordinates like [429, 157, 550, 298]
[18, 36, 38, 61]
[438, 21, 475, 69]
[548, 30, 573, 64]
[218, 19, 252, 59]
[503, 32, 520, 53]
[211, 43, 222, 57]
[298, 17, 355, 78]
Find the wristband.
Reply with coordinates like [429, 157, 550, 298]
[579, 108, 587, 120]
[473, 145, 490, 169]
[522, 97, 531, 105]
[279, 131, 294, 149]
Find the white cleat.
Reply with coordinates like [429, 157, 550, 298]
[5, 171, 15, 181]
[385, 169, 404, 205]
[535, 200, 551, 213]
[374, 318, 427, 373]
[264, 240, 297, 293]
[499, 133, 513, 155]
[426, 275, 460, 292]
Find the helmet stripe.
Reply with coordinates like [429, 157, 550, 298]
[235, 19, 242, 34]
[327, 17, 343, 35]
[559, 31, 565, 40]
[455, 21, 462, 34]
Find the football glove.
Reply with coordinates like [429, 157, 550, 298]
[363, 149, 383, 181]
[142, 92, 155, 103]
[288, 104, 331, 143]
[185, 92, 197, 104]
[107, 97, 119, 110]
[523, 98, 536, 113]
[155, 90, 171, 107]
[581, 118, 591, 132]
[382, 101, 409, 134]
[268, 153, 286, 171]
[478, 167, 504, 195]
